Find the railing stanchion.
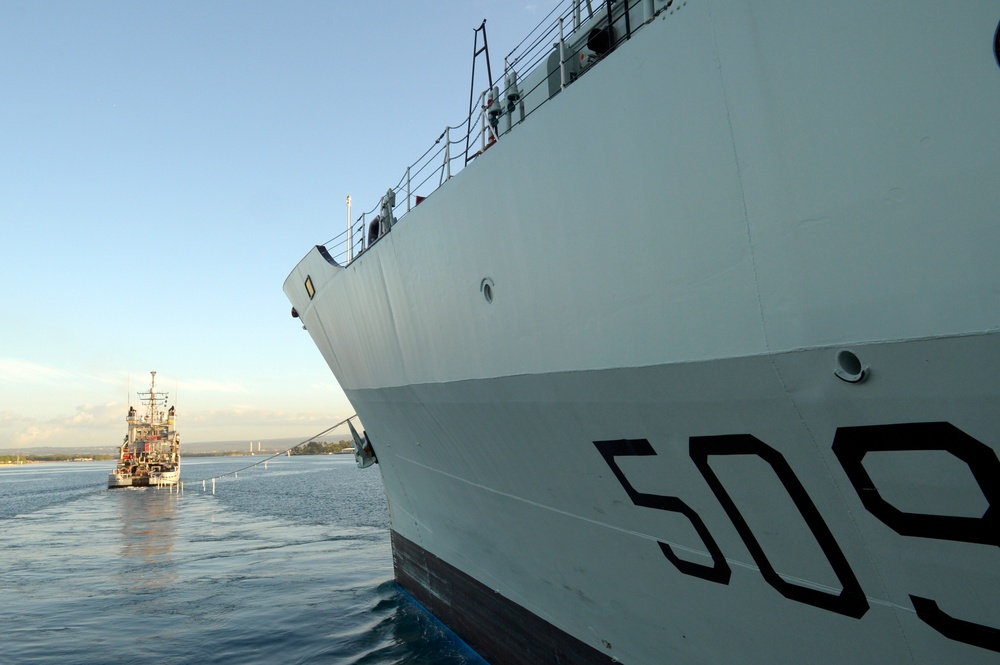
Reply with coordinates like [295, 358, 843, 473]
[346, 195, 353, 263]
[406, 167, 411, 212]
[445, 126, 452, 181]
[479, 91, 486, 154]
[559, 17, 566, 91]
[606, 0, 614, 48]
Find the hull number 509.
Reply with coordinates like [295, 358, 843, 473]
[594, 422, 999, 653]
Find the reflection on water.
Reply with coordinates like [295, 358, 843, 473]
[117, 488, 179, 593]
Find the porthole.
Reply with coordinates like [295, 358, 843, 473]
[994, 19, 999, 68]
[480, 277, 495, 304]
[834, 349, 869, 384]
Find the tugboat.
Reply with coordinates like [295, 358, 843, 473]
[108, 371, 180, 489]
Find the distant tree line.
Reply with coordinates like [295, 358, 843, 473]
[0, 441, 355, 464]
[0, 454, 117, 464]
[291, 440, 352, 455]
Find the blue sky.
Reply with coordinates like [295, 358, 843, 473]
[0, 1, 538, 449]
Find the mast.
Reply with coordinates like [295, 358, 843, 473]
[136, 370, 168, 423]
[150, 370, 158, 423]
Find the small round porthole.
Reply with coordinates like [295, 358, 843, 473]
[480, 277, 494, 304]
[994, 19, 1000, 68]
[834, 349, 869, 384]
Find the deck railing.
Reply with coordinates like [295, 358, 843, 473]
[320, 0, 666, 266]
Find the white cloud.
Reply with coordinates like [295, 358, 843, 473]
[184, 404, 340, 426]
[0, 367, 349, 448]
[0, 358, 71, 384]
[171, 378, 248, 394]
[0, 402, 125, 448]
[12, 425, 64, 445]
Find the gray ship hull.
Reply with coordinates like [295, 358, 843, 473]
[285, 1, 1000, 661]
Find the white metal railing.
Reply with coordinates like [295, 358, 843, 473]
[320, 0, 664, 267]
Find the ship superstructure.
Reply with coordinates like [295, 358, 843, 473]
[285, 1, 1000, 663]
[108, 371, 180, 489]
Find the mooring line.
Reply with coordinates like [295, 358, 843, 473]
[181, 414, 358, 494]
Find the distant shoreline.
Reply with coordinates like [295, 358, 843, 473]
[1, 448, 354, 465]
[0, 455, 116, 465]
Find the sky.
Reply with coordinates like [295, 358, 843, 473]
[0, 0, 541, 449]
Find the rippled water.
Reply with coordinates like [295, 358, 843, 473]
[0, 456, 485, 664]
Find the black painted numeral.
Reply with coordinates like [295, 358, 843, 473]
[691, 434, 869, 618]
[594, 439, 731, 584]
[833, 422, 1000, 652]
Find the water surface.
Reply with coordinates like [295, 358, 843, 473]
[0, 456, 484, 664]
